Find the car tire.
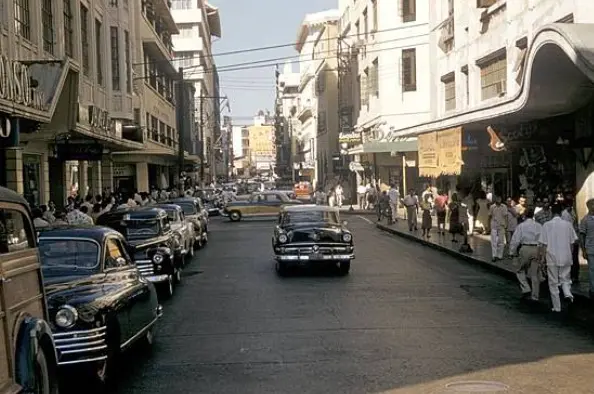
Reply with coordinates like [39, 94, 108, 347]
[158, 276, 174, 299]
[229, 211, 241, 222]
[275, 261, 288, 277]
[202, 231, 208, 245]
[338, 261, 351, 276]
[32, 344, 52, 394]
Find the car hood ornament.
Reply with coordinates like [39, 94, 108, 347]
[311, 233, 320, 241]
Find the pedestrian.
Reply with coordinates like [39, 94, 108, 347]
[388, 183, 399, 223]
[562, 199, 580, 283]
[314, 188, 327, 205]
[421, 194, 432, 238]
[403, 189, 418, 231]
[434, 190, 448, 235]
[489, 196, 508, 261]
[32, 208, 50, 229]
[462, 192, 475, 236]
[447, 193, 463, 243]
[476, 191, 490, 234]
[535, 198, 552, 224]
[539, 203, 577, 312]
[579, 198, 594, 298]
[509, 208, 543, 302]
[506, 198, 518, 246]
[357, 184, 367, 209]
[335, 184, 344, 208]
[377, 191, 390, 222]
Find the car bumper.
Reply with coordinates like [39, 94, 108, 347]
[53, 326, 108, 366]
[275, 254, 355, 261]
[145, 274, 170, 283]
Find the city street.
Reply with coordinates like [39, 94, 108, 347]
[109, 216, 594, 394]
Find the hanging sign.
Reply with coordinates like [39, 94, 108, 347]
[418, 132, 438, 177]
[438, 127, 463, 175]
[0, 55, 47, 110]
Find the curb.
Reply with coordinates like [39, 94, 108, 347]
[376, 223, 515, 280]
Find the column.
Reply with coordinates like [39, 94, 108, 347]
[5, 148, 24, 195]
[79, 161, 89, 197]
[135, 162, 149, 193]
[88, 161, 103, 197]
[41, 151, 50, 205]
[101, 160, 114, 194]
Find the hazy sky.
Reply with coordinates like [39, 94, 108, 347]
[211, 0, 337, 125]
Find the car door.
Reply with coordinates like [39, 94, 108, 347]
[264, 194, 283, 215]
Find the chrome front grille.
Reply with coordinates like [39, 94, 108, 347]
[283, 244, 350, 254]
[135, 260, 155, 275]
[53, 326, 108, 365]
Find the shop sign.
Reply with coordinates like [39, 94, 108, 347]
[88, 105, 111, 132]
[113, 164, 135, 177]
[339, 131, 361, 144]
[0, 55, 47, 111]
[0, 116, 18, 148]
[462, 132, 478, 152]
[56, 140, 103, 161]
[438, 127, 463, 175]
[418, 132, 438, 177]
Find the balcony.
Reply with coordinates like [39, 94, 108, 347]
[141, 0, 179, 63]
[340, 6, 350, 35]
[438, 15, 455, 54]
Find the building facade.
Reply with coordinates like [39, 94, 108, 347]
[171, 0, 221, 184]
[275, 62, 300, 181]
[0, 0, 147, 207]
[247, 113, 275, 175]
[295, 10, 340, 188]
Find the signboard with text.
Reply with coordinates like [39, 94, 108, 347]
[418, 132, 438, 177]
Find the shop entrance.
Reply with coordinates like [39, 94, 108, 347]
[483, 169, 511, 199]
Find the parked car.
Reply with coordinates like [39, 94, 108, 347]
[38, 226, 162, 386]
[96, 207, 181, 298]
[272, 205, 354, 276]
[156, 203, 195, 263]
[223, 191, 302, 222]
[0, 186, 59, 394]
[167, 197, 208, 247]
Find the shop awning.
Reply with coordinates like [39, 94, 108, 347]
[347, 138, 417, 155]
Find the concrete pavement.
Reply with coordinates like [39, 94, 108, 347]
[106, 216, 594, 393]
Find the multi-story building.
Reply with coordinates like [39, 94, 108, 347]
[171, 0, 221, 184]
[0, 0, 145, 207]
[248, 113, 275, 175]
[275, 62, 300, 180]
[389, 0, 594, 216]
[295, 10, 340, 187]
[338, 0, 430, 189]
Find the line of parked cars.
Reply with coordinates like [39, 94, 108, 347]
[0, 187, 210, 393]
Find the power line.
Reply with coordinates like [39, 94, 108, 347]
[134, 25, 420, 67]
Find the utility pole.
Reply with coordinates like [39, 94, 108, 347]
[199, 92, 205, 186]
[177, 67, 185, 191]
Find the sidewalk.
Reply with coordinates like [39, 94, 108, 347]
[337, 204, 376, 215]
[376, 214, 592, 302]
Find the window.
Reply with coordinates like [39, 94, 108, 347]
[110, 26, 120, 91]
[317, 111, 326, 134]
[41, 0, 54, 53]
[371, 0, 378, 32]
[177, 23, 194, 37]
[170, 0, 192, 10]
[402, 48, 417, 92]
[363, 8, 368, 38]
[63, 0, 73, 57]
[175, 51, 195, 68]
[402, 0, 416, 23]
[371, 58, 379, 97]
[480, 55, 507, 100]
[80, 5, 89, 75]
[443, 75, 456, 111]
[124, 30, 131, 93]
[0, 208, 34, 254]
[14, 0, 31, 40]
[109, 0, 118, 6]
[360, 70, 369, 107]
[95, 19, 103, 86]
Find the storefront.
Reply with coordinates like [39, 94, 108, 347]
[417, 127, 464, 196]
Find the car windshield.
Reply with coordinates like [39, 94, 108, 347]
[283, 210, 339, 225]
[39, 239, 100, 276]
[176, 203, 196, 215]
[124, 219, 160, 239]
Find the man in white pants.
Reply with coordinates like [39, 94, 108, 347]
[488, 196, 508, 261]
[538, 203, 577, 312]
[388, 183, 399, 223]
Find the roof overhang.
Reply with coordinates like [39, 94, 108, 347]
[347, 138, 418, 155]
[390, 23, 594, 137]
[205, 2, 221, 38]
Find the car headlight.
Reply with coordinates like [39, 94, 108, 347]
[278, 234, 288, 243]
[342, 233, 352, 243]
[153, 253, 164, 263]
[55, 305, 78, 328]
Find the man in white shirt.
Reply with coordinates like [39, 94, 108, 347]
[402, 189, 418, 231]
[357, 184, 367, 209]
[538, 203, 577, 312]
[509, 208, 542, 302]
[387, 184, 399, 223]
[489, 196, 508, 261]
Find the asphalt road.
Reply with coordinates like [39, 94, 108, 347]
[108, 215, 594, 394]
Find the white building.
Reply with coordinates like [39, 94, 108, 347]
[277, 62, 301, 180]
[389, 0, 594, 216]
[338, 0, 430, 188]
[295, 9, 340, 187]
[171, 0, 221, 181]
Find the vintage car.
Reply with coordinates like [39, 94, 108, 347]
[223, 191, 302, 222]
[38, 227, 162, 386]
[0, 187, 59, 394]
[96, 207, 181, 298]
[167, 197, 208, 247]
[155, 204, 195, 262]
[272, 205, 354, 275]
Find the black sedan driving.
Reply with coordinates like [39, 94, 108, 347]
[272, 205, 354, 276]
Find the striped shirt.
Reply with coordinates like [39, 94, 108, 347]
[579, 214, 594, 252]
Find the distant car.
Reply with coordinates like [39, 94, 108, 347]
[96, 207, 181, 298]
[167, 197, 209, 248]
[223, 191, 302, 222]
[272, 205, 354, 276]
[38, 226, 162, 386]
[156, 204, 195, 262]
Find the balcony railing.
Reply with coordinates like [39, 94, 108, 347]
[141, 2, 174, 57]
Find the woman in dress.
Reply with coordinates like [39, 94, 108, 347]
[421, 194, 433, 238]
[475, 190, 490, 235]
[447, 193, 463, 243]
